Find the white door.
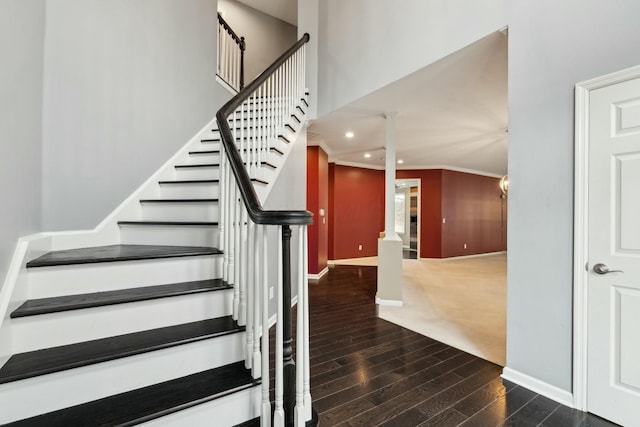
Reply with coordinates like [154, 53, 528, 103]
[587, 76, 640, 426]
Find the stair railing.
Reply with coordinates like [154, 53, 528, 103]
[217, 13, 245, 91]
[216, 34, 313, 427]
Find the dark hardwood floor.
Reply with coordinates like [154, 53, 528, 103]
[303, 265, 619, 427]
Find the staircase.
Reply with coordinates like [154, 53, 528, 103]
[0, 34, 313, 426]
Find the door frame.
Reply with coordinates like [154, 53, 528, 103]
[573, 64, 640, 411]
[395, 178, 421, 258]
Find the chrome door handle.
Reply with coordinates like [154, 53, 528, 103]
[593, 263, 624, 274]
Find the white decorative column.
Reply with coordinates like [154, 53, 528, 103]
[376, 112, 403, 306]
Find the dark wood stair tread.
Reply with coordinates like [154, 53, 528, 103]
[0, 317, 243, 385]
[5, 361, 258, 427]
[175, 163, 219, 169]
[158, 179, 219, 184]
[189, 149, 220, 155]
[26, 245, 221, 268]
[118, 221, 219, 226]
[11, 279, 231, 318]
[139, 198, 219, 203]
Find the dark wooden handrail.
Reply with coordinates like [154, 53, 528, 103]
[216, 33, 312, 226]
[217, 13, 245, 90]
[218, 13, 245, 48]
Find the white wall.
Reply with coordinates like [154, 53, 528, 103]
[0, 0, 45, 283]
[263, 129, 307, 315]
[41, 0, 228, 231]
[218, 0, 297, 83]
[506, 0, 640, 392]
[315, 0, 507, 117]
[298, 0, 318, 119]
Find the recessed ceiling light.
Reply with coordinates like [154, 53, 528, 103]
[345, 131, 354, 139]
[397, 159, 404, 164]
[364, 153, 371, 158]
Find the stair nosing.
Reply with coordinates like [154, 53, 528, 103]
[139, 198, 219, 203]
[11, 279, 231, 318]
[188, 150, 220, 155]
[175, 164, 219, 169]
[6, 362, 259, 427]
[118, 221, 219, 226]
[26, 245, 221, 268]
[0, 317, 243, 385]
[157, 179, 219, 184]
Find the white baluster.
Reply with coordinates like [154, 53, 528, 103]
[219, 144, 227, 279]
[252, 221, 261, 378]
[302, 226, 312, 420]
[233, 182, 241, 321]
[229, 152, 238, 320]
[261, 224, 271, 427]
[274, 225, 285, 427]
[295, 226, 305, 426]
[238, 204, 247, 326]
[245, 218, 253, 369]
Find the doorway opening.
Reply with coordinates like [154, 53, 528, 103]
[395, 179, 420, 259]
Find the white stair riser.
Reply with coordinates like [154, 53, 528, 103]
[141, 202, 219, 222]
[159, 182, 219, 198]
[187, 153, 220, 165]
[0, 334, 245, 424]
[174, 166, 220, 181]
[120, 225, 220, 247]
[140, 385, 260, 427]
[12, 290, 233, 352]
[27, 256, 222, 299]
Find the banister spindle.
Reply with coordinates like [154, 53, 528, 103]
[260, 224, 271, 426]
[295, 226, 305, 425]
[274, 225, 285, 427]
[252, 221, 261, 378]
[242, 216, 252, 372]
[302, 226, 312, 420]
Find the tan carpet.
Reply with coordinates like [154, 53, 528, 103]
[332, 253, 507, 366]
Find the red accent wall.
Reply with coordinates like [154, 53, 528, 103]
[306, 147, 329, 274]
[396, 170, 443, 258]
[329, 164, 384, 259]
[327, 165, 506, 260]
[441, 170, 505, 257]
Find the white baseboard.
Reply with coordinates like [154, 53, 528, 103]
[308, 267, 328, 280]
[375, 296, 403, 307]
[501, 367, 574, 408]
[435, 251, 507, 261]
[328, 256, 378, 265]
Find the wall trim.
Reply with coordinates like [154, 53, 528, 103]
[331, 160, 385, 171]
[428, 251, 506, 261]
[502, 367, 574, 408]
[306, 140, 331, 157]
[375, 296, 403, 307]
[328, 256, 377, 265]
[328, 161, 504, 178]
[573, 63, 640, 412]
[397, 165, 503, 178]
[308, 267, 328, 280]
[215, 74, 239, 95]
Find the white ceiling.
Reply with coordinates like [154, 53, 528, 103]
[236, 0, 297, 26]
[309, 31, 508, 176]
